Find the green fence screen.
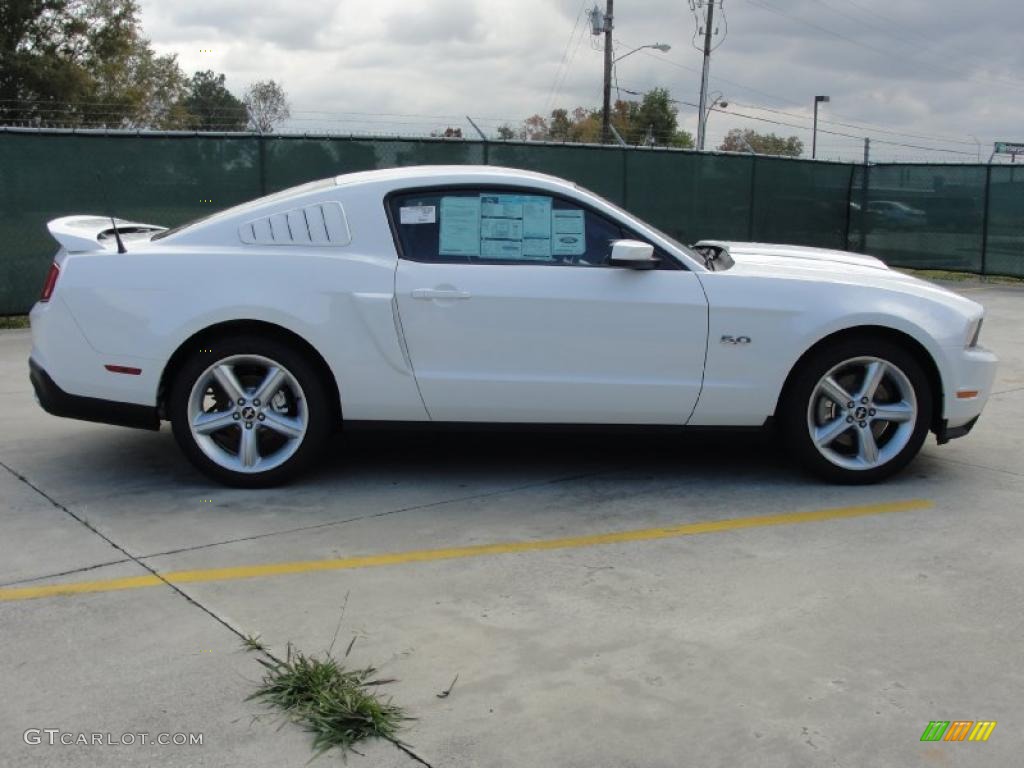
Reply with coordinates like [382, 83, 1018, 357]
[2, 129, 1022, 314]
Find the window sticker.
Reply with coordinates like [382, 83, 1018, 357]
[481, 239, 524, 259]
[399, 205, 436, 224]
[551, 209, 586, 256]
[480, 194, 558, 261]
[439, 196, 482, 256]
[436, 193, 585, 261]
[481, 217, 524, 240]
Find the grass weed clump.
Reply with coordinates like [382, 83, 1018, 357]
[246, 642, 409, 757]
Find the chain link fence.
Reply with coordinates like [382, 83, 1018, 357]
[2, 128, 1021, 315]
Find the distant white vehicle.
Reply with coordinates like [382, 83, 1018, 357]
[29, 166, 996, 486]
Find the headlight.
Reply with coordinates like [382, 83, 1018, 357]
[966, 317, 983, 348]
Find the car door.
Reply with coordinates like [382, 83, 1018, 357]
[389, 187, 709, 424]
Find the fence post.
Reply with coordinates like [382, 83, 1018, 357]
[857, 148, 871, 254]
[843, 164, 855, 251]
[621, 147, 628, 208]
[747, 155, 757, 240]
[258, 133, 267, 196]
[979, 163, 992, 276]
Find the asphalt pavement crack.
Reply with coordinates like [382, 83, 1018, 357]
[2, 459, 440, 766]
[6, 464, 627, 591]
[0, 458, 253, 643]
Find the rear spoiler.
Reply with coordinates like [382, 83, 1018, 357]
[46, 215, 166, 253]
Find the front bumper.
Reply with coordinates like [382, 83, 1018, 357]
[30, 358, 159, 431]
[935, 415, 979, 445]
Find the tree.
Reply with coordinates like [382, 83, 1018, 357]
[520, 113, 549, 141]
[548, 108, 572, 141]
[719, 128, 803, 157]
[518, 89, 693, 148]
[633, 88, 693, 148]
[430, 126, 462, 138]
[496, 124, 516, 140]
[0, 0, 189, 128]
[180, 70, 246, 131]
[243, 79, 290, 133]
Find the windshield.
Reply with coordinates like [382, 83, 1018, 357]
[577, 186, 705, 266]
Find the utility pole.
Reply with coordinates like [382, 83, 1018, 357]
[601, 0, 615, 144]
[863, 137, 870, 165]
[696, 0, 716, 151]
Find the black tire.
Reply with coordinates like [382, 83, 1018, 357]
[169, 334, 333, 487]
[781, 336, 933, 484]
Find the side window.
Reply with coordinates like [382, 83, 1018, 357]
[389, 189, 629, 267]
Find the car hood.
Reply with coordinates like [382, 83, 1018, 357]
[697, 240, 982, 316]
[697, 240, 889, 270]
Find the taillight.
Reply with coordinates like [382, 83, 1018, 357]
[40, 263, 60, 302]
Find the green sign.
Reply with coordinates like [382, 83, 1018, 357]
[994, 141, 1024, 155]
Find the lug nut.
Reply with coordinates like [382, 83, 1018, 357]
[869, 409, 876, 416]
[847, 401, 855, 409]
[245, 422, 253, 429]
[861, 397, 869, 404]
[859, 421, 867, 428]
[846, 416, 854, 423]
[258, 413, 265, 421]
[237, 398, 245, 406]
[233, 412, 240, 420]
[253, 398, 261, 407]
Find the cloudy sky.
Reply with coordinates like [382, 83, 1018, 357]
[139, 0, 1024, 162]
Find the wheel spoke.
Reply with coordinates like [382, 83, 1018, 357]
[858, 428, 880, 465]
[872, 402, 914, 423]
[239, 426, 260, 468]
[859, 361, 887, 400]
[212, 364, 245, 402]
[253, 366, 286, 403]
[192, 410, 237, 435]
[819, 376, 853, 407]
[262, 411, 304, 440]
[814, 417, 853, 448]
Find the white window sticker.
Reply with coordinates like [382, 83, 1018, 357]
[551, 210, 586, 256]
[400, 205, 436, 225]
[439, 197, 482, 256]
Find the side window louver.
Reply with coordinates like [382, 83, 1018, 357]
[239, 202, 351, 246]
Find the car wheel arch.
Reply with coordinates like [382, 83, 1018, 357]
[774, 325, 944, 432]
[156, 319, 342, 426]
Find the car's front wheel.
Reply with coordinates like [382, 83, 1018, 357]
[169, 336, 332, 487]
[783, 338, 933, 483]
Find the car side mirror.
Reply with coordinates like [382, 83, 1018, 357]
[609, 239, 659, 270]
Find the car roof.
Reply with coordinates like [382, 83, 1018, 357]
[333, 165, 574, 190]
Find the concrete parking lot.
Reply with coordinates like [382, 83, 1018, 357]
[2, 279, 1023, 767]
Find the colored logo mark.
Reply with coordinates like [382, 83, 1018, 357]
[920, 721, 996, 742]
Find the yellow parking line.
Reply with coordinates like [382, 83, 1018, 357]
[0, 499, 932, 603]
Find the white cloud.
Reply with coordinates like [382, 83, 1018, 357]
[139, 0, 1024, 161]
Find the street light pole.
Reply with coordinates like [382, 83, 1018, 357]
[601, 0, 615, 144]
[812, 95, 829, 159]
[702, 90, 727, 140]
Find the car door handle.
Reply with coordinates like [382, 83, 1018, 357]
[411, 289, 471, 300]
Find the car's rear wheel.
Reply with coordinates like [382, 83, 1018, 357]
[782, 338, 933, 483]
[169, 336, 332, 487]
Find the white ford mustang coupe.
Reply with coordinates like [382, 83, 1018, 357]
[29, 166, 996, 486]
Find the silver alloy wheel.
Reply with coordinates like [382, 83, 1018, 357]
[187, 354, 308, 474]
[806, 356, 917, 471]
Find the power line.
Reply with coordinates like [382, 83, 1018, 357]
[545, 1, 589, 115]
[838, 0, 1024, 88]
[619, 84, 977, 156]
[745, 0, 1024, 96]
